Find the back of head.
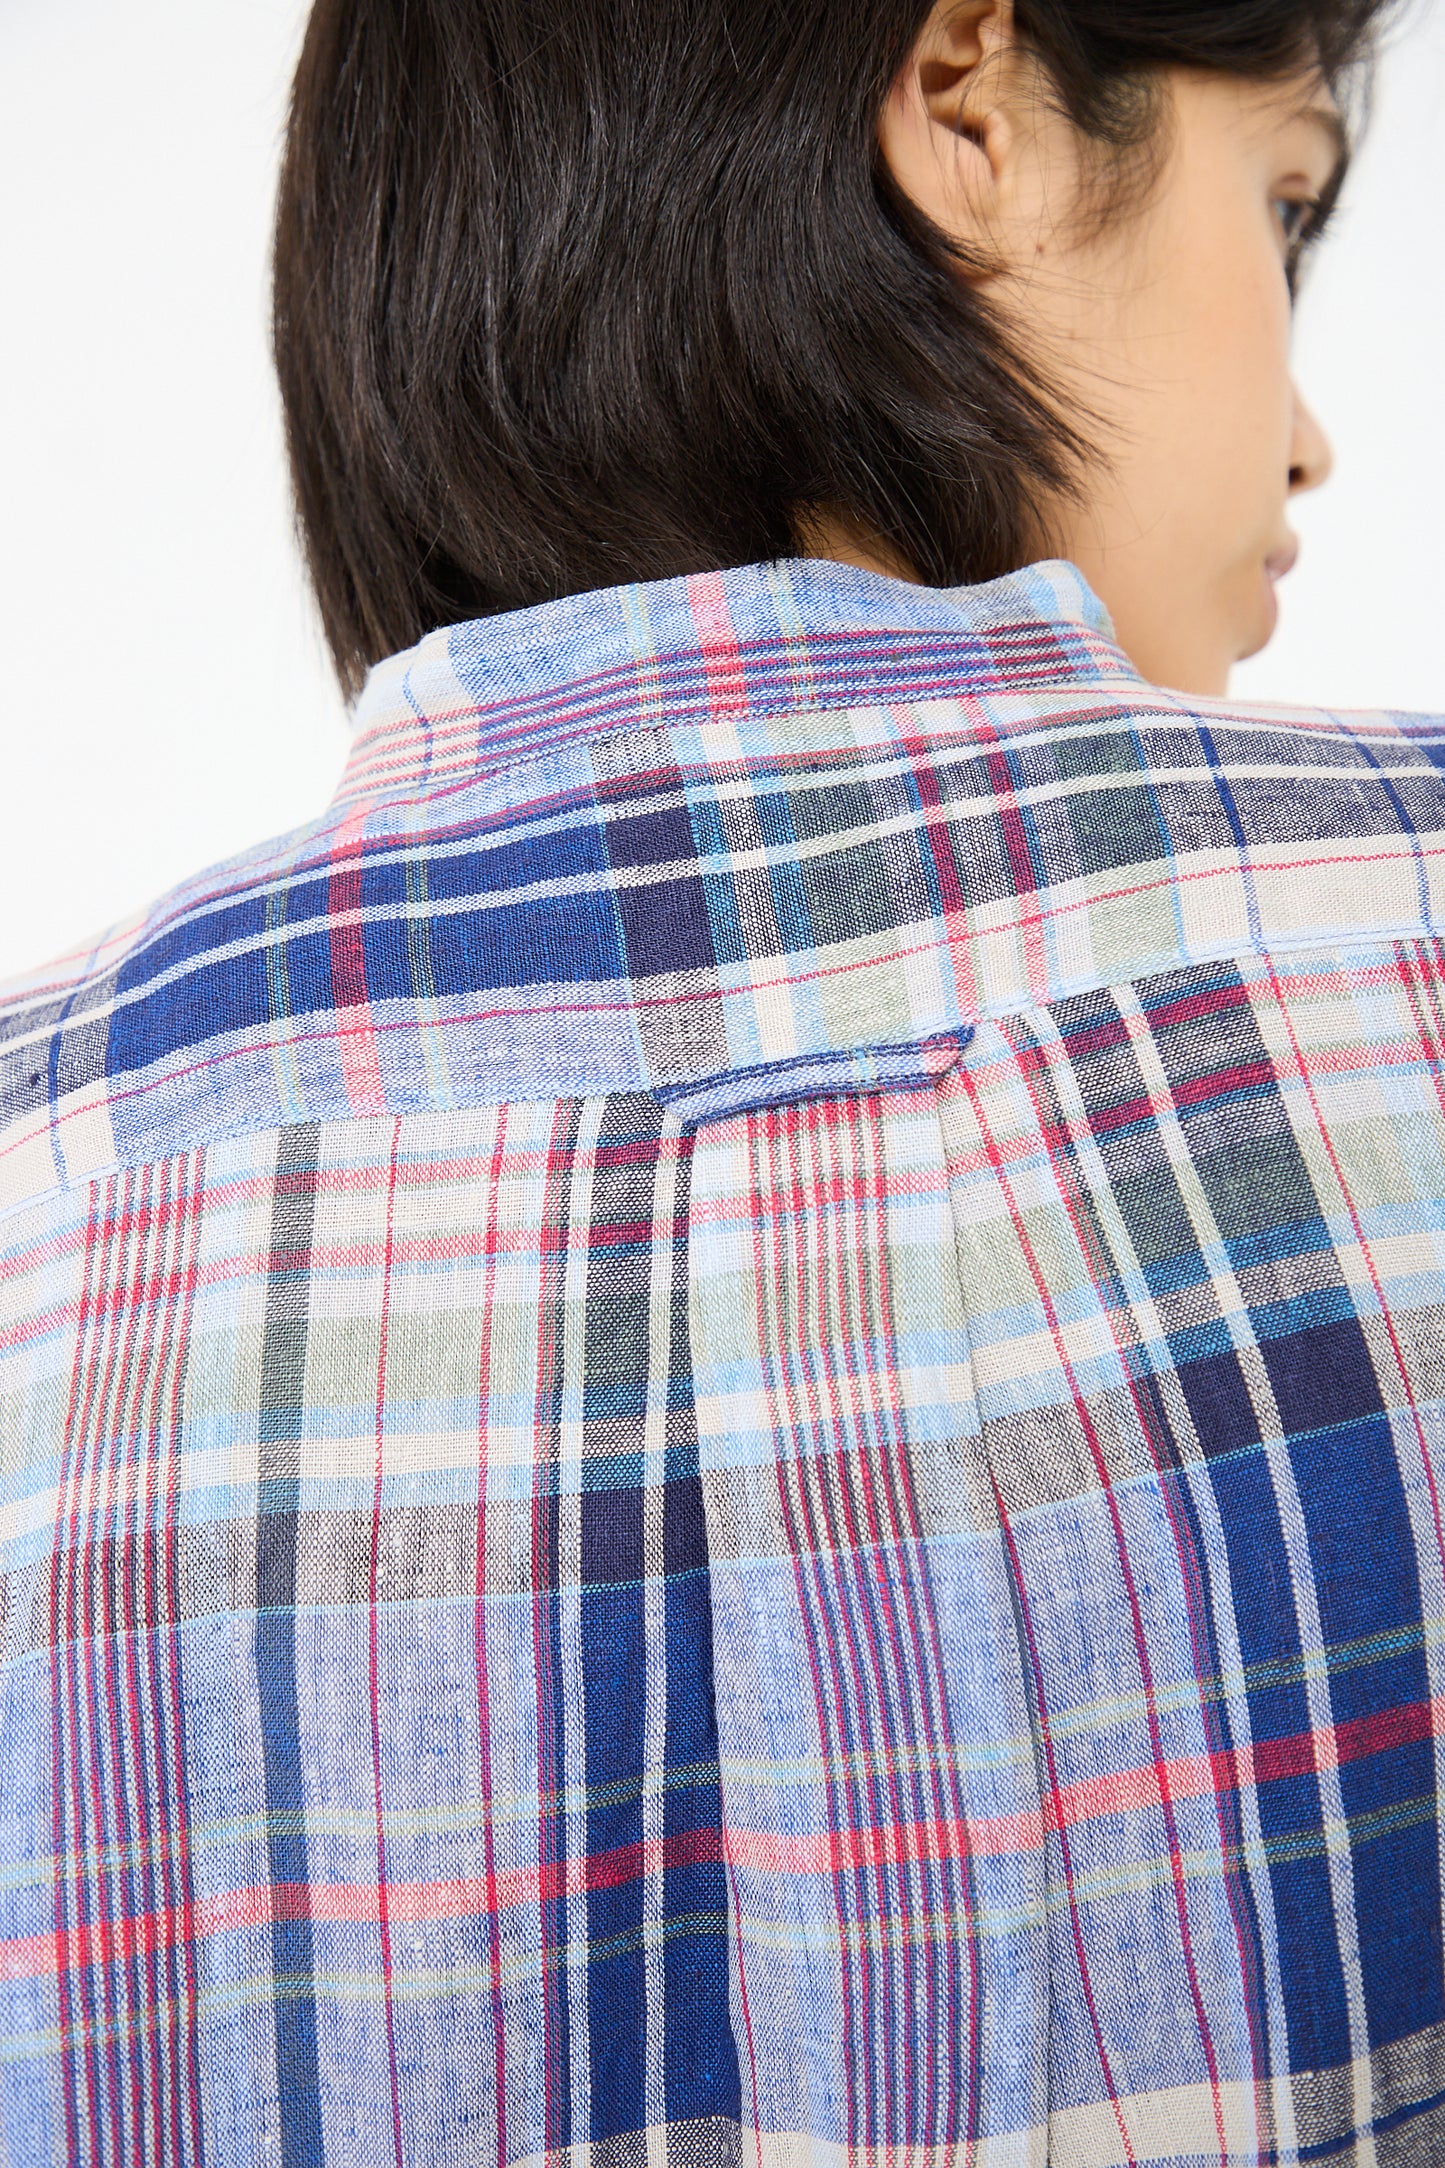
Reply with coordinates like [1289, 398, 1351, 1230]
[273, 0, 1390, 696]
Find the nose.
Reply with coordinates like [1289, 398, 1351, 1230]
[1288, 384, 1333, 495]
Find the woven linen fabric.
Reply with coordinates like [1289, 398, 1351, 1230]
[4, 557, 1445, 2168]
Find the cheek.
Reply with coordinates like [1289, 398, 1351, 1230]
[1184, 235, 1295, 482]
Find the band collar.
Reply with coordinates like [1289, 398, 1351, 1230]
[336, 555, 1137, 806]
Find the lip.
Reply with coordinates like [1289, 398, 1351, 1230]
[1264, 537, 1299, 582]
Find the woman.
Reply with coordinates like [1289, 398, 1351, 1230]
[1, 2, 1439, 2163]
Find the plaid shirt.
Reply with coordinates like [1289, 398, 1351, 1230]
[3, 555, 1445, 2166]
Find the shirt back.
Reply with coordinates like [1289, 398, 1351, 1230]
[3, 558, 1444, 2167]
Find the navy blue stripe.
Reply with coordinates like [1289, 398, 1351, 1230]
[536, 1102, 581, 2158]
[1286, 1399, 1443, 2047]
[1298, 2081, 1445, 2159]
[660, 1100, 740, 2126]
[1142, 964, 1438, 2065]
[1057, 971, 1356, 2070]
[255, 1123, 325, 2168]
[581, 1098, 664, 2139]
[1196, 721, 1263, 947]
[1344, 727, 1435, 932]
[578, 1097, 739, 2136]
[32, 702, 1445, 1126]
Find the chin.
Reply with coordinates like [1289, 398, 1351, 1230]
[1233, 562, 1282, 667]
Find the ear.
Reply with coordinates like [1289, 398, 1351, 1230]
[877, 0, 1018, 244]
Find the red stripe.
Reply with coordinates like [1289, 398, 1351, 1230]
[1173, 1059, 1276, 1110]
[531, 1100, 575, 2155]
[83, 1175, 135, 2157]
[474, 1106, 510, 2168]
[686, 572, 748, 717]
[747, 1106, 857, 2125]
[63, 1184, 133, 2164]
[802, 1101, 909, 2137]
[893, 721, 975, 1039]
[1142, 981, 1252, 1034]
[120, 1161, 167, 2161]
[368, 1122, 407, 2168]
[1083, 1060, 1275, 1137]
[327, 805, 388, 1116]
[854, 1090, 978, 2148]
[157, 1153, 208, 2163]
[13, 1680, 1435, 1989]
[1051, 1013, 1132, 1061]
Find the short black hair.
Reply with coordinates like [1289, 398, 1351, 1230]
[273, 0, 1392, 696]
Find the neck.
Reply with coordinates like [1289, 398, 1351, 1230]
[792, 507, 922, 586]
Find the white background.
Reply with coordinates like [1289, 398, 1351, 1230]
[1, 0, 1442, 985]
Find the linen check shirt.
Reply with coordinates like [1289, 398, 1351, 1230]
[3, 556, 1445, 2166]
